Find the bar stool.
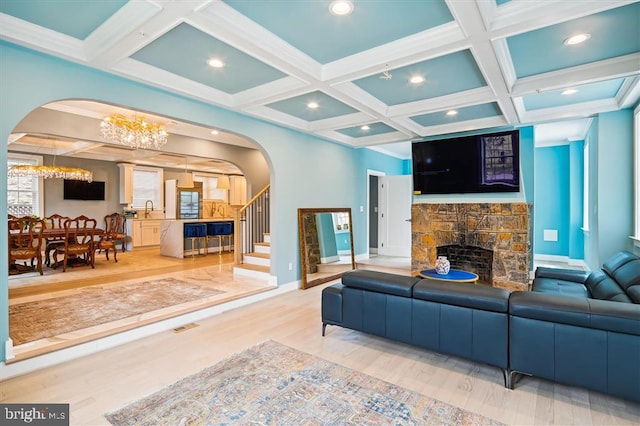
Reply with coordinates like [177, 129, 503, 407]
[184, 223, 206, 257]
[206, 222, 233, 256]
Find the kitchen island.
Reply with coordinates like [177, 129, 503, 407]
[160, 218, 234, 258]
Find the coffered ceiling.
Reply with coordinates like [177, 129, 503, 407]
[1, 0, 639, 160]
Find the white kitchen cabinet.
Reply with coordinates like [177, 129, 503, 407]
[229, 175, 247, 206]
[132, 220, 161, 247]
[118, 163, 135, 205]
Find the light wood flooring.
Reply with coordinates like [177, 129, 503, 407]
[2, 254, 639, 425]
[7, 247, 276, 361]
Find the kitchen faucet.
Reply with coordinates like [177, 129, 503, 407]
[144, 200, 154, 218]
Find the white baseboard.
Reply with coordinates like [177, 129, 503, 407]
[0, 281, 298, 380]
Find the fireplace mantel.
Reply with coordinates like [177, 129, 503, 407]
[412, 202, 532, 291]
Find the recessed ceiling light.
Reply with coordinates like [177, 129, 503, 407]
[409, 75, 425, 85]
[446, 110, 458, 116]
[561, 88, 578, 95]
[211, 129, 219, 135]
[361, 125, 370, 131]
[329, 0, 353, 16]
[207, 58, 225, 68]
[307, 101, 319, 109]
[563, 33, 591, 46]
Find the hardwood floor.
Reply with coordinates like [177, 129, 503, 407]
[2, 279, 639, 424]
[7, 247, 276, 361]
[2, 254, 638, 425]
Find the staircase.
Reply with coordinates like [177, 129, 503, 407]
[233, 233, 271, 281]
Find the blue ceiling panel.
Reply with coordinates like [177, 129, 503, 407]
[507, 3, 640, 78]
[411, 102, 501, 127]
[131, 24, 287, 94]
[523, 79, 624, 111]
[223, 0, 453, 64]
[496, 0, 512, 5]
[336, 122, 397, 138]
[352, 50, 486, 106]
[266, 91, 358, 121]
[0, 0, 127, 40]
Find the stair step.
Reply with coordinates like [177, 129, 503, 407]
[233, 264, 270, 280]
[254, 242, 270, 254]
[243, 252, 270, 267]
[263, 233, 271, 243]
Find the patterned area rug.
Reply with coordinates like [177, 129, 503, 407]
[106, 340, 504, 425]
[10, 278, 224, 345]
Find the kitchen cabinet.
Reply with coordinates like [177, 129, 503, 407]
[117, 163, 135, 205]
[229, 175, 247, 206]
[131, 220, 161, 247]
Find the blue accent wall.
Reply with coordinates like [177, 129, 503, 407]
[534, 145, 570, 256]
[583, 109, 634, 269]
[0, 41, 408, 361]
[596, 110, 634, 263]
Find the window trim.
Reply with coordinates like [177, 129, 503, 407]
[634, 104, 640, 241]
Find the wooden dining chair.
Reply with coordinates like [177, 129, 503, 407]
[104, 212, 127, 253]
[95, 213, 122, 263]
[44, 214, 70, 267]
[8, 217, 45, 275]
[52, 215, 97, 272]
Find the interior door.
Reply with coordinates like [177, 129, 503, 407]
[379, 175, 412, 257]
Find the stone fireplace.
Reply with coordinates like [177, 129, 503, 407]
[412, 203, 532, 291]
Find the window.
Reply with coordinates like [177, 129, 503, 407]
[193, 173, 227, 201]
[333, 212, 350, 232]
[7, 153, 43, 217]
[132, 166, 163, 209]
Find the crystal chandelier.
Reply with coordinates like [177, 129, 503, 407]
[8, 165, 93, 182]
[100, 113, 168, 150]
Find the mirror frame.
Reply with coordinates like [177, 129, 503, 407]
[298, 207, 356, 289]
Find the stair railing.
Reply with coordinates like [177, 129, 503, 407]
[234, 184, 270, 265]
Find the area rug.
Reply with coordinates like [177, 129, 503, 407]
[10, 277, 225, 345]
[105, 340, 505, 426]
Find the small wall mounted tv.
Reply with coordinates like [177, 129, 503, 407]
[63, 179, 105, 201]
[412, 130, 520, 195]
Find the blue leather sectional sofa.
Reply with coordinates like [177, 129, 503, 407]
[321, 251, 640, 402]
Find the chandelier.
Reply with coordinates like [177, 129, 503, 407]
[8, 165, 93, 182]
[100, 113, 168, 150]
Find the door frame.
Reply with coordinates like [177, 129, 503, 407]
[366, 169, 385, 258]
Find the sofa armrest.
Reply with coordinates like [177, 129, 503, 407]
[509, 291, 640, 336]
[534, 267, 590, 284]
[413, 279, 510, 313]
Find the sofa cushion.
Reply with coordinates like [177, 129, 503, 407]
[341, 270, 420, 297]
[532, 278, 589, 299]
[602, 251, 640, 303]
[509, 291, 640, 336]
[584, 270, 633, 303]
[413, 279, 510, 312]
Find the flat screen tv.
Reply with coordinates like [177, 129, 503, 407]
[412, 130, 520, 195]
[63, 179, 105, 201]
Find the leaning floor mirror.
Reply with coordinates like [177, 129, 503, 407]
[298, 208, 356, 289]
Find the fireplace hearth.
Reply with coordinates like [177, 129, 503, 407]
[412, 203, 531, 291]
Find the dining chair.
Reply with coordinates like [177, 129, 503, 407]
[52, 215, 97, 272]
[104, 212, 127, 253]
[8, 217, 45, 275]
[95, 213, 122, 263]
[44, 214, 70, 267]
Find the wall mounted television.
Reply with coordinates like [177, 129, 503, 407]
[412, 130, 520, 195]
[63, 179, 105, 201]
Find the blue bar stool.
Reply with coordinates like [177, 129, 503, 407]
[206, 221, 234, 256]
[184, 223, 206, 257]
